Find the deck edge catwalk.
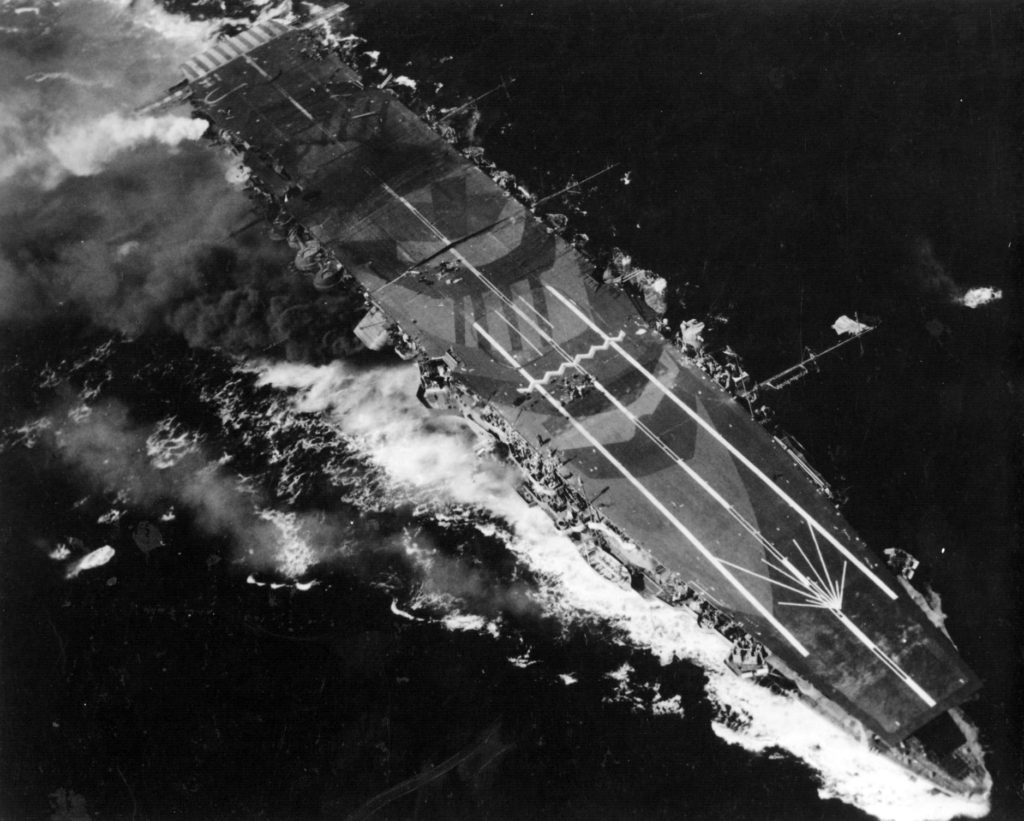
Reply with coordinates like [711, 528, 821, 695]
[145, 5, 989, 799]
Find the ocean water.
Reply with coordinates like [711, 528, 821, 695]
[0, 2, 1019, 820]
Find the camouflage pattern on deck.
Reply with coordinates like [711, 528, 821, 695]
[182, 6, 979, 745]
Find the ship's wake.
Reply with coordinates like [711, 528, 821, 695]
[256, 359, 991, 821]
[0, 2, 995, 818]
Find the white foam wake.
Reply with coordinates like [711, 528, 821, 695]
[957, 287, 1002, 309]
[255, 359, 989, 821]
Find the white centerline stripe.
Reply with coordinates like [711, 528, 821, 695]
[369, 176, 574, 359]
[371, 151, 940, 705]
[241, 54, 315, 122]
[544, 284, 898, 600]
[835, 609, 936, 707]
[370, 177, 807, 651]
[473, 320, 811, 658]
[516, 295, 555, 330]
[498, 318, 935, 706]
[371, 176, 778, 558]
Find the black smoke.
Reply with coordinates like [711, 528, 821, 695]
[0, 0, 364, 363]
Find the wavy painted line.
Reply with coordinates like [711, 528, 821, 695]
[517, 331, 626, 393]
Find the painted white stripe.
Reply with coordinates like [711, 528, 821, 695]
[502, 313, 937, 708]
[374, 174, 781, 560]
[516, 332, 625, 392]
[544, 284, 899, 600]
[234, 29, 262, 49]
[727, 543, 935, 706]
[213, 43, 237, 63]
[473, 320, 811, 658]
[191, 53, 216, 73]
[181, 14, 319, 82]
[495, 308, 768, 541]
[690, 581, 725, 608]
[835, 609, 936, 707]
[241, 53, 315, 122]
[376, 179, 443, 242]
[220, 38, 246, 58]
[516, 295, 555, 330]
[248, 26, 270, 45]
[373, 173, 935, 705]
[489, 311, 545, 358]
[370, 176, 582, 363]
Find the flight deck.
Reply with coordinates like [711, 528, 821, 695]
[178, 7, 980, 748]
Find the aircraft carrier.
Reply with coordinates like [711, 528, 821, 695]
[155, 5, 988, 796]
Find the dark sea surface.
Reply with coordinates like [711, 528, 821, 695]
[0, 2, 1020, 820]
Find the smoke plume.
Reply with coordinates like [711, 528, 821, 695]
[904, 234, 958, 298]
[0, 0, 362, 362]
[0, 6, 996, 821]
[901, 233, 1005, 311]
[45, 112, 209, 177]
[0, 0, 216, 188]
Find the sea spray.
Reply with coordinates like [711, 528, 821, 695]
[957, 287, 1003, 309]
[256, 359, 990, 821]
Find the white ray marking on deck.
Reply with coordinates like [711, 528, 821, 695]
[472, 321, 811, 658]
[502, 281, 931, 705]
[371, 179, 938, 701]
[373, 173, 932, 697]
[721, 543, 936, 707]
[293, 83, 939, 711]
[543, 284, 898, 600]
[504, 313, 939, 707]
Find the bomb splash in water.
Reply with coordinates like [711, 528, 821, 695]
[957, 287, 1003, 309]
[1, 1, 1014, 819]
